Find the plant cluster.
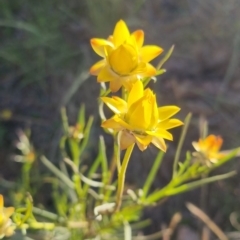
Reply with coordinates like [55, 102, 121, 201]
[1, 20, 239, 240]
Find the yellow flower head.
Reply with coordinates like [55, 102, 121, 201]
[101, 81, 183, 151]
[90, 20, 163, 92]
[0, 195, 15, 239]
[192, 134, 224, 163]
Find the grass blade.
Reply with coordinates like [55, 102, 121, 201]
[173, 113, 192, 178]
[142, 151, 165, 198]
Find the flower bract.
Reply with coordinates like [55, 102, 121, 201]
[192, 134, 224, 163]
[0, 195, 15, 239]
[101, 81, 183, 151]
[90, 19, 163, 92]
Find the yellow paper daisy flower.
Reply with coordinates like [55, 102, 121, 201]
[192, 134, 224, 163]
[90, 19, 163, 92]
[101, 81, 183, 151]
[0, 195, 15, 239]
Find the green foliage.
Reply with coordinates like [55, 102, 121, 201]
[1, 105, 238, 239]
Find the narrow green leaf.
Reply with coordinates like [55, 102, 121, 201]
[157, 45, 175, 70]
[32, 207, 61, 222]
[116, 205, 142, 222]
[165, 171, 236, 196]
[173, 113, 192, 178]
[142, 151, 165, 198]
[83, 137, 108, 195]
[213, 147, 240, 168]
[40, 156, 74, 189]
[87, 154, 102, 179]
[124, 221, 132, 240]
[99, 136, 108, 184]
[79, 116, 94, 156]
[146, 170, 236, 204]
[156, 69, 166, 76]
[177, 151, 192, 176]
[79, 173, 115, 190]
[60, 107, 69, 135]
[69, 139, 80, 164]
[78, 105, 85, 129]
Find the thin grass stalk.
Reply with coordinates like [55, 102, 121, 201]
[115, 144, 135, 211]
[172, 113, 192, 178]
[142, 151, 165, 198]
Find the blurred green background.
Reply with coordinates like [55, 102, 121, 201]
[1, 0, 240, 236]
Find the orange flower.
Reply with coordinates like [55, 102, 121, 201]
[0, 195, 15, 239]
[90, 20, 163, 92]
[192, 135, 224, 163]
[101, 81, 183, 151]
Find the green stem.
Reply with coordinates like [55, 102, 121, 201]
[22, 162, 32, 191]
[28, 221, 55, 230]
[173, 113, 192, 178]
[146, 170, 236, 204]
[116, 132, 122, 173]
[156, 45, 175, 70]
[73, 174, 84, 199]
[115, 144, 135, 211]
[142, 151, 165, 198]
[32, 207, 62, 221]
[60, 107, 70, 135]
[110, 144, 118, 180]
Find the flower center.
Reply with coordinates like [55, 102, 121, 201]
[109, 44, 138, 76]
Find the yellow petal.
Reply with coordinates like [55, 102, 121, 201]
[149, 93, 159, 127]
[192, 141, 200, 151]
[158, 106, 181, 121]
[141, 89, 158, 129]
[109, 79, 123, 92]
[107, 35, 114, 42]
[127, 80, 144, 108]
[131, 62, 147, 74]
[4, 225, 15, 237]
[140, 45, 163, 62]
[101, 96, 127, 114]
[90, 38, 113, 57]
[4, 207, 14, 218]
[89, 60, 105, 75]
[119, 131, 135, 150]
[104, 45, 113, 59]
[131, 30, 144, 49]
[122, 78, 138, 91]
[141, 63, 156, 77]
[113, 20, 130, 47]
[157, 119, 183, 130]
[147, 129, 173, 141]
[136, 142, 148, 151]
[97, 66, 115, 82]
[127, 96, 151, 130]
[134, 134, 152, 150]
[109, 44, 138, 75]
[205, 135, 223, 152]
[127, 88, 158, 130]
[136, 135, 153, 145]
[212, 139, 223, 152]
[101, 118, 123, 131]
[114, 117, 135, 131]
[151, 137, 167, 152]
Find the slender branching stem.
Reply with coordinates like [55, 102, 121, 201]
[115, 144, 135, 211]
